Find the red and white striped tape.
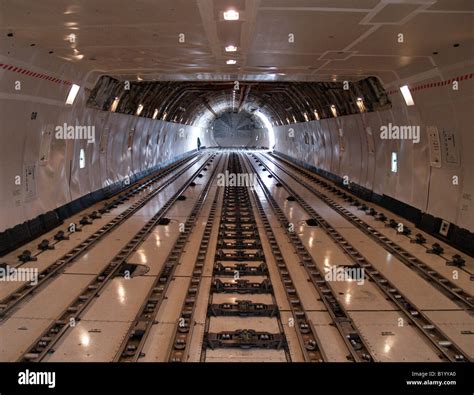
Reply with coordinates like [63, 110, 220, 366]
[386, 72, 474, 95]
[0, 63, 73, 86]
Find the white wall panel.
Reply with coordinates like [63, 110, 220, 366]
[0, 50, 472, 234]
[359, 112, 379, 191]
[339, 115, 363, 186]
[0, 54, 208, 232]
[273, 73, 473, 232]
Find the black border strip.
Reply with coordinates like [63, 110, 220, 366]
[0, 362, 471, 394]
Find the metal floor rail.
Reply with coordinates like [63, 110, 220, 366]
[263, 153, 473, 311]
[18, 155, 216, 362]
[248, 154, 470, 362]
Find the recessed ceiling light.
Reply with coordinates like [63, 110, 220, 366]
[225, 45, 237, 52]
[223, 10, 239, 20]
[226, 60, 237, 65]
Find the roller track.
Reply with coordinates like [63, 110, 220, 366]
[17, 154, 216, 361]
[0, 154, 205, 319]
[199, 153, 292, 362]
[1, 150, 472, 363]
[262, 152, 473, 311]
[241, 153, 374, 362]
[247, 153, 471, 362]
[115, 155, 223, 361]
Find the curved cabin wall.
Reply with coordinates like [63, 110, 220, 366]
[0, 52, 213, 232]
[273, 63, 474, 236]
[1, 48, 473, 251]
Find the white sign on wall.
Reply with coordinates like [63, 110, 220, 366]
[442, 129, 460, 165]
[39, 124, 54, 165]
[427, 126, 442, 168]
[24, 164, 37, 201]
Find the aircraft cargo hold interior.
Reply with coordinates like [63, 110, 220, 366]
[0, 1, 473, 393]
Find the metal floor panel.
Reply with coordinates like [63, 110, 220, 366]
[8, 274, 96, 320]
[44, 321, 132, 362]
[138, 322, 176, 362]
[139, 277, 191, 361]
[0, 317, 52, 362]
[174, 226, 211, 278]
[337, 228, 461, 311]
[423, 310, 474, 359]
[128, 229, 179, 276]
[107, 216, 159, 238]
[279, 311, 305, 362]
[296, 227, 396, 311]
[306, 311, 352, 362]
[212, 294, 274, 304]
[0, 274, 95, 361]
[208, 316, 281, 332]
[73, 277, 155, 322]
[64, 239, 130, 275]
[154, 276, 193, 323]
[329, 280, 396, 311]
[348, 311, 443, 362]
[204, 349, 287, 362]
[372, 229, 472, 291]
[43, 277, 156, 362]
[392, 234, 473, 292]
[186, 322, 206, 362]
